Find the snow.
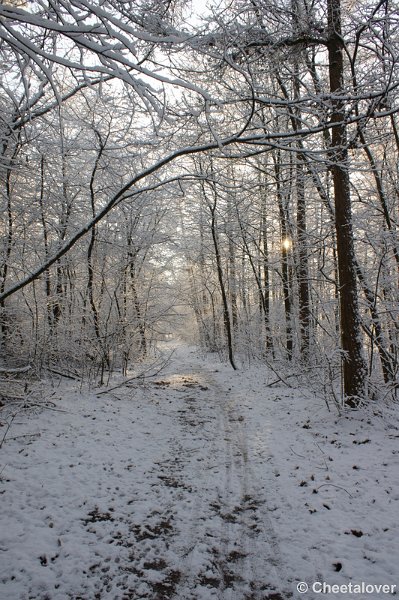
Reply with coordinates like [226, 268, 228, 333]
[1, 341, 398, 599]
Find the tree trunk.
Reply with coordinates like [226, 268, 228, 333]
[261, 187, 273, 354]
[208, 186, 237, 370]
[296, 157, 311, 360]
[0, 156, 14, 346]
[275, 154, 293, 360]
[328, 0, 368, 406]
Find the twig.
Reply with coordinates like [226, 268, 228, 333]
[289, 445, 306, 459]
[0, 412, 19, 449]
[0, 365, 31, 374]
[266, 377, 284, 387]
[0, 394, 25, 401]
[28, 402, 68, 413]
[316, 483, 353, 498]
[314, 442, 329, 471]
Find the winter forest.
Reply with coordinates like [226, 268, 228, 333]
[1, 0, 399, 598]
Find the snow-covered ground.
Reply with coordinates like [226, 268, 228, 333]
[1, 342, 398, 600]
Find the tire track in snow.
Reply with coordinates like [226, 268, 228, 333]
[167, 371, 228, 599]
[165, 364, 290, 600]
[210, 375, 289, 600]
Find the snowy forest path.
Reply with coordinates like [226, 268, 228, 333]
[2, 342, 399, 600]
[137, 342, 290, 600]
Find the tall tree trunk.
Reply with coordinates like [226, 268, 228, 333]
[291, 0, 311, 361]
[208, 186, 237, 370]
[354, 258, 394, 384]
[296, 157, 311, 360]
[260, 185, 273, 354]
[38, 155, 54, 331]
[275, 154, 293, 360]
[87, 135, 105, 343]
[0, 156, 15, 346]
[327, 0, 368, 406]
[226, 194, 238, 336]
[128, 257, 147, 356]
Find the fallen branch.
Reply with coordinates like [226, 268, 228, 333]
[45, 366, 79, 380]
[267, 377, 292, 388]
[263, 358, 298, 388]
[96, 350, 175, 396]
